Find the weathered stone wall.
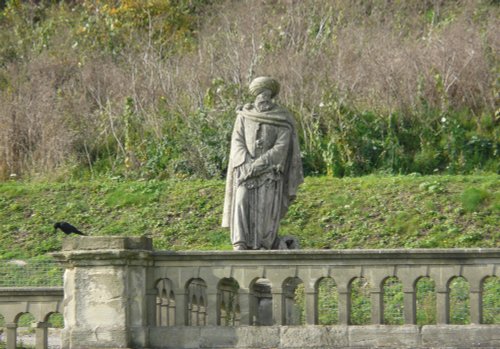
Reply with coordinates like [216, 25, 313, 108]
[148, 325, 500, 349]
[52, 237, 500, 349]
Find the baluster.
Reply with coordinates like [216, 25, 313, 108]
[35, 321, 49, 349]
[150, 288, 162, 327]
[371, 289, 383, 324]
[403, 290, 417, 324]
[305, 288, 318, 325]
[238, 288, 251, 325]
[436, 287, 450, 324]
[5, 322, 17, 349]
[168, 300, 176, 326]
[206, 291, 218, 325]
[271, 288, 284, 325]
[192, 303, 199, 325]
[175, 290, 187, 326]
[469, 285, 482, 324]
[161, 297, 169, 326]
[155, 295, 161, 326]
[199, 304, 207, 325]
[337, 288, 350, 325]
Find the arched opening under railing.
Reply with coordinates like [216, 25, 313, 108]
[383, 276, 403, 324]
[186, 278, 207, 326]
[218, 277, 240, 326]
[316, 277, 338, 325]
[416, 276, 436, 325]
[156, 278, 175, 326]
[283, 277, 304, 325]
[349, 277, 371, 325]
[250, 278, 272, 326]
[482, 276, 499, 324]
[449, 276, 470, 324]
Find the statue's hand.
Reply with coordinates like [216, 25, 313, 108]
[237, 162, 253, 185]
[250, 157, 269, 176]
[237, 158, 274, 185]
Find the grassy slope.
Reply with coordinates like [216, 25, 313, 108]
[0, 175, 498, 259]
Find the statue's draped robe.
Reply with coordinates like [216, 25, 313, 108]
[222, 105, 303, 249]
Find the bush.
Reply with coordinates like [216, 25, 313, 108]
[0, 0, 498, 180]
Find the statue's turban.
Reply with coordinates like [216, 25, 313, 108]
[249, 77, 280, 98]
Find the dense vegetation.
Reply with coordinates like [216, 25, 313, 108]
[0, 0, 498, 181]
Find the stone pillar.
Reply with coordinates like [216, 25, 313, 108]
[147, 287, 159, 327]
[469, 289, 482, 324]
[271, 288, 284, 325]
[35, 322, 49, 349]
[146, 265, 158, 327]
[249, 289, 259, 325]
[53, 236, 153, 349]
[238, 288, 251, 325]
[305, 290, 318, 325]
[206, 291, 218, 325]
[403, 291, 417, 324]
[5, 322, 17, 349]
[370, 290, 383, 324]
[175, 290, 188, 325]
[436, 289, 450, 324]
[338, 290, 350, 325]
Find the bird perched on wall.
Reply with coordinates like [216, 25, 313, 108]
[54, 221, 86, 236]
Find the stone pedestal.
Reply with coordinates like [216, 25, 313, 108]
[53, 236, 153, 349]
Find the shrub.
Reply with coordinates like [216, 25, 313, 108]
[0, 0, 498, 180]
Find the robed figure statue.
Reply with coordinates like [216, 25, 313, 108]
[222, 77, 303, 250]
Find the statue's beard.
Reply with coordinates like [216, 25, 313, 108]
[257, 100, 273, 112]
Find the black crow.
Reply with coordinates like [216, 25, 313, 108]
[54, 222, 86, 236]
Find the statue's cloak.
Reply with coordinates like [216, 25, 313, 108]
[222, 104, 303, 229]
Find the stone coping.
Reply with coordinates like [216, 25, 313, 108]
[154, 248, 500, 259]
[52, 247, 500, 263]
[61, 236, 152, 251]
[0, 286, 63, 296]
[58, 237, 499, 255]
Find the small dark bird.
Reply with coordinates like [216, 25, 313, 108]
[54, 222, 86, 236]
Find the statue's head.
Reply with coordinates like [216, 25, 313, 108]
[249, 77, 279, 112]
[249, 76, 280, 99]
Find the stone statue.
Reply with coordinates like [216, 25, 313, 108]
[222, 77, 303, 250]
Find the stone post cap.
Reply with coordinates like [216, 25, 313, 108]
[62, 236, 153, 251]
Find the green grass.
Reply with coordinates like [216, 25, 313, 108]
[0, 175, 498, 259]
[461, 187, 489, 213]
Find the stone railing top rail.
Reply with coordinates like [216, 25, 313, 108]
[153, 248, 500, 259]
[55, 237, 500, 264]
[0, 287, 63, 294]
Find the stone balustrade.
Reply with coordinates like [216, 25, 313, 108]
[0, 287, 63, 349]
[50, 237, 499, 349]
[152, 248, 498, 327]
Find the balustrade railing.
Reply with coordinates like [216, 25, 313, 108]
[151, 249, 499, 327]
[51, 236, 500, 349]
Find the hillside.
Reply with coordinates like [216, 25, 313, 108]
[0, 175, 498, 259]
[1, 0, 499, 180]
